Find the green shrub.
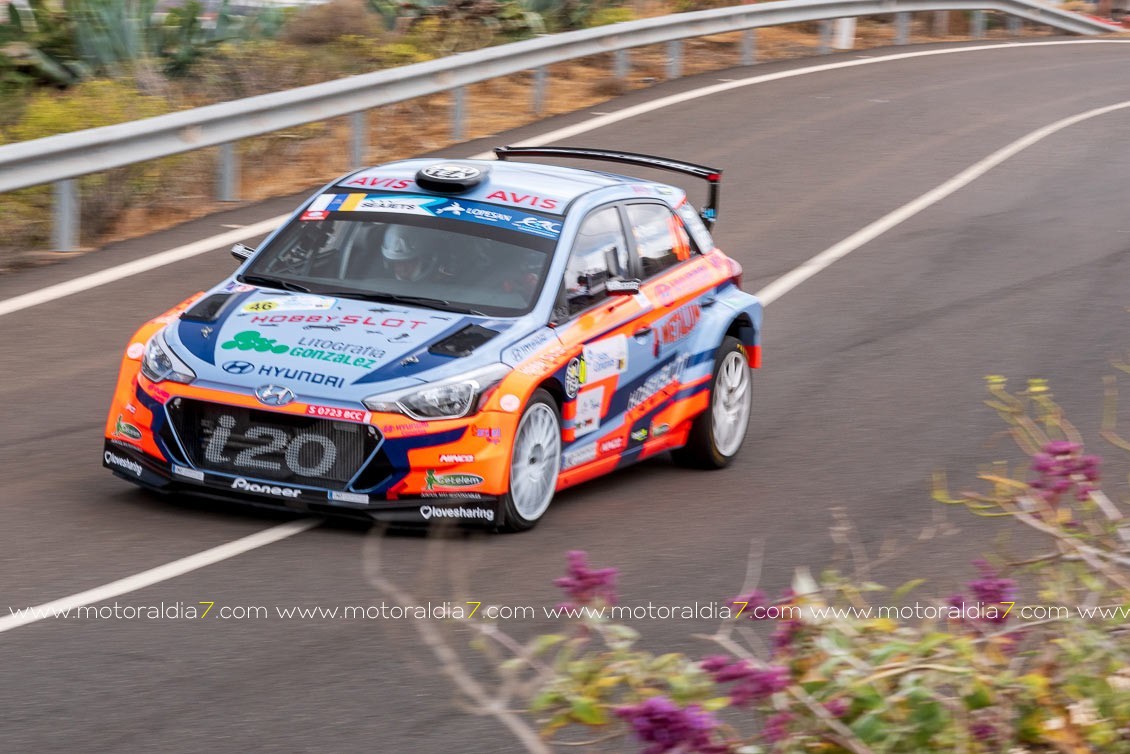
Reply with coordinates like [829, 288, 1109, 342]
[494, 377, 1130, 753]
[0, 79, 182, 255]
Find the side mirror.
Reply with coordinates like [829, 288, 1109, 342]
[231, 243, 254, 262]
[605, 278, 642, 295]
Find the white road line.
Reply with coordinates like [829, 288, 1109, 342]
[3, 40, 1127, 637]
[0, 217, 286, 318]
[471, 40, 1130, 157]
[0, 518, 319, 634]
[2, 40, 1128, 319]
[753, 98, 1130, 305]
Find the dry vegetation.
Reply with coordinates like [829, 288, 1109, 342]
[0, 11, 1074, 270]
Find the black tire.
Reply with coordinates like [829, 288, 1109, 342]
[671, 336, 752, 469]
[498, 389, 562, 532]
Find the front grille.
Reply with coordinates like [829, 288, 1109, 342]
[168, 399, 380, 489]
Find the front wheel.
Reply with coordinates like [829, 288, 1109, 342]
[499, 389, 561, 532]
[671, 336, 752, 469]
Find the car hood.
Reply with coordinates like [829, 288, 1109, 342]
[166, 284, 518, 401]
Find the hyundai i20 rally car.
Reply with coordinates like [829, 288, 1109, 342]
[103, 146, 763, 531]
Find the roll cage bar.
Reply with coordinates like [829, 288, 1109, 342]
[493, 146, 722, 230]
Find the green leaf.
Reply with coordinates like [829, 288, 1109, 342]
[850, 713, 884, 743]
[570, 696, 608, 725]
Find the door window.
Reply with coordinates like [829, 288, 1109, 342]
[563, 207, 631, 316]
[626, 203, 694, 279]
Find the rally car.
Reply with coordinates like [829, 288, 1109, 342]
[103, 146, 762, 531]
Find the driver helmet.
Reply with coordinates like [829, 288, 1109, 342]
[381, 225, 442, 282]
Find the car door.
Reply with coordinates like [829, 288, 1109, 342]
[618, 201, 709, 449]
[553, 205, 663, 468]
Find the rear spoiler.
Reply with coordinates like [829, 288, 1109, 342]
[493, 146, 722, 230]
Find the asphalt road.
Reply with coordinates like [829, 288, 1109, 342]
[3, 39, 1130, 752]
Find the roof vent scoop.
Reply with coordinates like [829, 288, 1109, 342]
[415, 163, 488, 193]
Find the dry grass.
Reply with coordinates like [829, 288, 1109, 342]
[43, 14, 1085, 262]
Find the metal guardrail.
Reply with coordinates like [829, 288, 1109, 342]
[0, 0, 1117, 249]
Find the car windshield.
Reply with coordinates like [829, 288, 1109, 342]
[241, 194, 559, 317]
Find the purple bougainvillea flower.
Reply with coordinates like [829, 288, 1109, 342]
[824, 698, 850, 718]
[615, 697, 727, 754]
[553, 550, 618, 608]
[1044, 440, 1082, 456]
[700, 656, 789, 706]
[761, 712, 794, 743]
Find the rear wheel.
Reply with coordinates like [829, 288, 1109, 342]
[499, 389, 561, 531]
[672, 336, 752, 469]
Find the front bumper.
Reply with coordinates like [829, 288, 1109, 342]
[103, 440, 502, 526]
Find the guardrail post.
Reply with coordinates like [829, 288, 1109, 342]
[895, 11, 910, 44]
[532, 66, 547, 114]
[350, 111, 367, 168]
[933, 10, 949, 35]
[833, 17, 856, 49]
[971, 10, 986, 38]
[818, 20, 833, 53]
[666, 40, 683, 79]
[52, 179, 78, 252]
[614, 49, 630, 80]
[1007, 14, 1022, 34]
[217, 142, 240, 202]
[452, 86, 466, 142]
[741, 29, 757, 65]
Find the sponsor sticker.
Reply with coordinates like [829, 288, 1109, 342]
[499, 394, 521, 412]
[113, 414, 143, 442]
[104, 451, 143, 478]
[439, 454, 474, 464]
[329, 490, 370, 504]
[656, 303, 701, 348]
[599, 437, 623, 454]
[651, 422, 671, 437]
[231, 478, 301, 498]
[473, 426, 502, 444]
[562, 443, 597, 469]
[172, 464, 205, 482]
[628, 353, 690, 411]
[425, 471, 483, 490]
[631, 428, 648, 442]
[564, 358, 581, 399]
[581, 335, 628, 385]
[241, 295, 335, 314]
[574, 386, 604, 437]
[419, 505, 494, 522]
[126, 342, 144, 360]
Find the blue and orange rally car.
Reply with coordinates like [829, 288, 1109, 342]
[103, 147, 762, 531]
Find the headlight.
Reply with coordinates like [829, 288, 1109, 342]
[141, 330, 196, 384]
[363, 363, 511, 421]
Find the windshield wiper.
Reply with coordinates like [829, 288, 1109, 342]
[238, 274, 311, 293]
